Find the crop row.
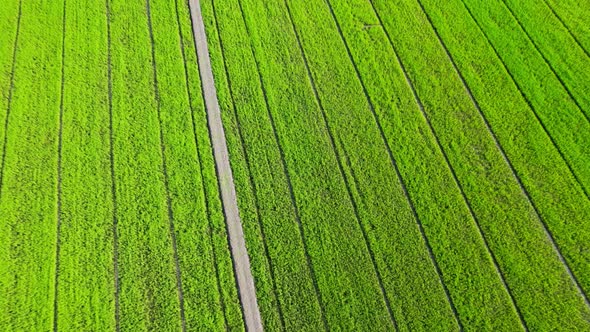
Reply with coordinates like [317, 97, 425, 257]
[203, 0, 590, 330]
[0, 0, 242, 330]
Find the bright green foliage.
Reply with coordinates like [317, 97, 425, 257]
[174, 0, 245, 330]
[148, 0, 244, 329]
[201, 0, 326, 330]
[1, 0, 589, 330]
[447, 0, 590, 305]
[0, 0, 63, 330]
[0, 0, 242, 330]
[501, 0, 590, 119]
[0, 1, 20, 159]
[371, 0, 590, 329]
[323, 0, 524, 329]
[57, 0, 115, 330]
[544, 0, 590, 54]
[456, 0, 590, 196]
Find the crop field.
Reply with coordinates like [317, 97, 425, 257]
[0, 0, 589, 331]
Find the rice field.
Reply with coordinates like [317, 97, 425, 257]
[0, 0, 589, 330]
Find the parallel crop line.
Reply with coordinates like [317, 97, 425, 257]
[53, 0, 67, 329]
[367, 0, 528, 329]
[458, 0, 590, 203]
[499, 0, 590, 125]
[0, 0, 22, 201]
[369, 0, 528, 328]
[234, 0, 329, 329]
[283, 0, 397, 328]
[416, 0, 590, 308]
[207, 0, 284, 329]
[173, 0, 229, 329]
[145, 0, 187, 329]
[540, 0, 590, 59]
[323, 0, 464, 328]
[105, 0, 121, 330]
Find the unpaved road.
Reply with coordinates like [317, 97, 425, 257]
[187, 1, 264, 331]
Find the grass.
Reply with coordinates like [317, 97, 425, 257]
[1, 0, 589, 330]
[543, 0, 590, 54]
[0, 0, 242, 330]
[0, 0, 63, 329]
[501, 0, 590, 119]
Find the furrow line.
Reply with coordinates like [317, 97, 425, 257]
[0, 0, 22, 201]
[458, 0, 590, 201]
[105, 0, 121, 330]
[234, 0, 329, 329]
[208, 0, 283, 329]
[145, 0, 187, 330]
[53, 1, 67, 329]
[416, 0, 590, 308]
[282, 0, 397, 328]
[187, 0, 263, 330]
[540, 0, 590, 59]
[324, 0, 464, 328]
[499, 0, 590, 124]
[368, 1, 528, 328]
[174, 0, 229, 328]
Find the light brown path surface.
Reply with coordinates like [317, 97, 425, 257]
[187, 0, 263, 330]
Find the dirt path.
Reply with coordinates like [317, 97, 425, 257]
[187, 1, 263, 330]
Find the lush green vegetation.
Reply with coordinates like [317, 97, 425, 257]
[544, 0, 590, 54]
[204, 0, 590, 329]
[1, 0, 589, 330]
[501, 0, 590, 120]
[0, 0, 63, 329]
[0, 0, 241, 330]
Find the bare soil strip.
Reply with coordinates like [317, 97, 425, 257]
[187, 0, 263, 330]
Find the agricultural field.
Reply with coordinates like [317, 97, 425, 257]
[0, 0, 589, 331]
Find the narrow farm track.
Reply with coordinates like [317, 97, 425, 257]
[1, 0, 590, 330]
[188, 0, 262, 330]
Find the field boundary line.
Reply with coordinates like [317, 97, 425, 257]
[368, 1, 528, 329]
[540, 0, 590, 60]
[105, 0, 121, 329]
[187, 0, 264, 330]
[53, 0, 67, 329]
[174, 0, 230, 329]
[459, 0, 590, 201]
[0, 0, 22, 202]
[499, 0, 590, 124]
[234, 0, 330, 328]
[207, 0, 282, 329]
[145, 0, 187, 330]
[323, 0, 465, 328]
[415, 0, 590, 308]
[282, 0, 398, 328]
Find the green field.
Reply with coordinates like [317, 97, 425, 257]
[0, 0, 589, 330]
